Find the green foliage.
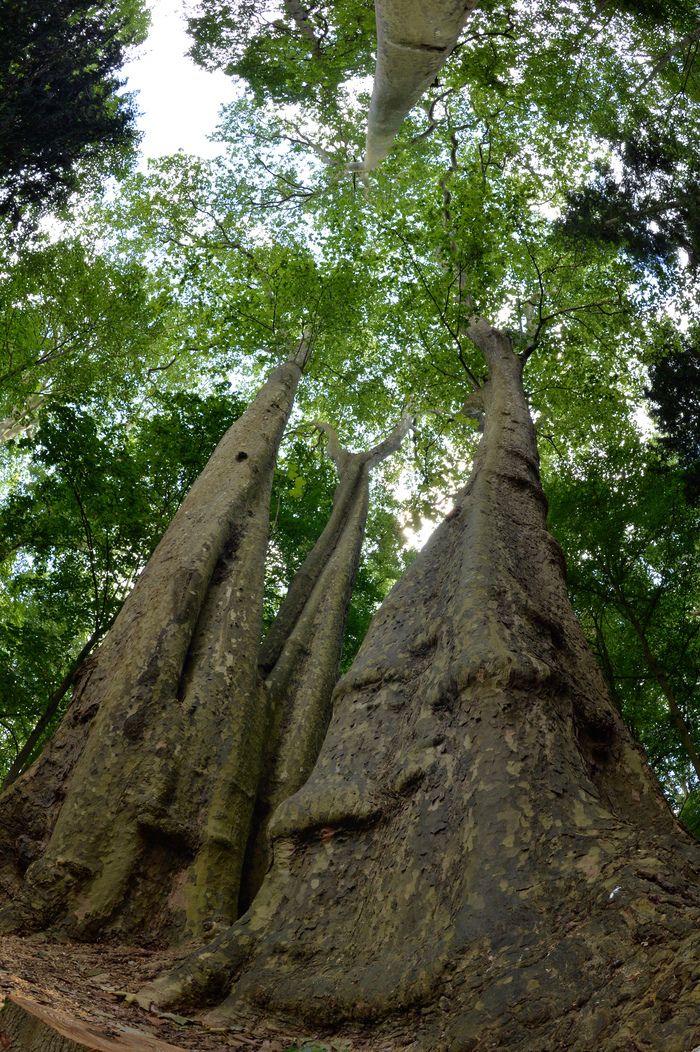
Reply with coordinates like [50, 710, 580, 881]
[187, 0, 375, 108]
[0, 0, 147, 230]
[547, 437, 700, 815]
[646, 327, 700, 502]
[680, 790, 700, 839]
[561, 139, 700, 272]
[0, 388, 246, 778]
[0, 236, 174, 438]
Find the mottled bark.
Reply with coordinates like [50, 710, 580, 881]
[0, 349, 307, 943]
[242, 413, 413, 906]
[362, 0, 478, 170]
[139, 324, 700, 1052]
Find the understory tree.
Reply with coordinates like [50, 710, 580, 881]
[1, 0, 700, 1049]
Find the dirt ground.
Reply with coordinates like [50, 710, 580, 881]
[0, 934, 416, 1051]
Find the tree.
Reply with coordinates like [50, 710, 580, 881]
[133, 320, 700, 1051]
[547, 437, 700, 823]
[0, 343, 413, 942]
[0, 0, 147, 229]
[1, 0, 700, 1048]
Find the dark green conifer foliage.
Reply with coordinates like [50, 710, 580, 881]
[647, 332, 700, 503]
[0, 0, 146, 227]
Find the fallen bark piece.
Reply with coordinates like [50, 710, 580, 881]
[0, 994, 188, 1052]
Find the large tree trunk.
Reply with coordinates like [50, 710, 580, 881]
[0, 348, 307, 943]
[138, 323, 700, 1051]
[362, 0, 478, 170]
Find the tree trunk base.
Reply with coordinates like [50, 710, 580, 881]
[0, 994, 188, 1052]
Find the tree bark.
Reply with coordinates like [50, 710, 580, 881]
[0, 994, 188, 1052]
[0, 348, 307, 943]
[138, 323, 700, 1051]
[362, 0, 478, 170]
[241, 413, 413, 907]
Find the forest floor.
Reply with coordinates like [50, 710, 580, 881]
[0, 934, 415, 1051]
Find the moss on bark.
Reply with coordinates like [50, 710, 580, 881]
[0, 353, 306, 941]
[137, 324, 700, 1051]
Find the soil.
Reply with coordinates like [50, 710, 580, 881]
[0, 935, 415, 1051]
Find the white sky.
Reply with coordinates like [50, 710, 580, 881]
[121, 0, 237, 160]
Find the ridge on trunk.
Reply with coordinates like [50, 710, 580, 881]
[361, 0, 478, 170]
[242, 411, 414, 906]
[0, 344, 309, 944]
[0, 355, 413, 949]
[136, 323, 700, 1052]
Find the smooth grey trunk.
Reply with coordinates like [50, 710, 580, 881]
[138, 323, 700, 1052]
[0, 348, 308, 942]
[362, 0, 478, 169]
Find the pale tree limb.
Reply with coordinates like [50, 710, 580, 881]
[290, 328, 313, 370]
[312, 419, 346, 472]
[283, 0, 325, 55]
[640, 24, 700, 90]
[362, 0, 479, 170]
[367, 409, 415, 466]
[281, 120, 341, 165]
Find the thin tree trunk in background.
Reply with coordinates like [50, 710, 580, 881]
[139, 323, 700, 1052]
[622, 602, 700, 782]
[0, 346, 308, 943]
[1, 627, 104, 791]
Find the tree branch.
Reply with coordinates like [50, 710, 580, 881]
[367, 410, 415, 467]
[640, 24, 700, 89]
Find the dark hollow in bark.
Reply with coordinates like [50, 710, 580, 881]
[138, 323, 700, 1052]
